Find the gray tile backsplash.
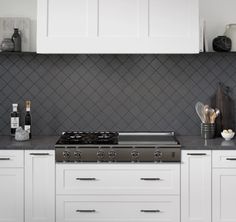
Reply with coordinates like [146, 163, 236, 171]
[0, 53, 236, 136]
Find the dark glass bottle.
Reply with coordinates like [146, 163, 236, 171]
[11, 104, 20, 136]
[12, 28, 21, 52]
[24, 101, 32, 139]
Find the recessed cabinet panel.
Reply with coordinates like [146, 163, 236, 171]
[98, 0, 140, 37]
[48, 0, 88, 37]
[25, 150, 55, 222]
[181, 150, 211, 222]
[57, 195, 180, 222]
[0, 169, 23, 222]
[149, 0, 189, 37]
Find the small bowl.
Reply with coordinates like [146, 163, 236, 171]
[221, 132, 235, 141]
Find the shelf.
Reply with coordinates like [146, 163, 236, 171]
[0, 51, 36, 55]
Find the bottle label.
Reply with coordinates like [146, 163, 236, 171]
[24, 125, 31, 133]
[11, 117, 19, 129]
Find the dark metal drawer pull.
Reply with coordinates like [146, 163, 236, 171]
[226, 158, 236, 161]
[76, 210, 96, 213]
[76, 178, 96, 181]
[141, 210, 160, 213]
[140, 178, 160, 181]
[30, 153, 50, 156]
[187, 153, 207, 156]
[0, 158, 10, 160]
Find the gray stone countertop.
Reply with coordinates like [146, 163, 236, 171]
[0, 136, 58, 150]
[178, 136, 236, 150]
[0, 135, 236, 150]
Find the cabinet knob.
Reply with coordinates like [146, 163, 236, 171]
[140, 178, 160, 181]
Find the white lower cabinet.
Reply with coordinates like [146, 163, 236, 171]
[181, 150, 211, 222]
[25, 150, 55, 222]
[0, 150, 24, 222]
[56, 163, 180, 222]
[56, 195, 179, 222]
[212, 151, 236, 222]
[0, 168, 24, 222]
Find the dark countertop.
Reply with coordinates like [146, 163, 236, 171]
[0, 136, 58, 150]
[178, 136, 236, 150]
[0, 135, 236, 150]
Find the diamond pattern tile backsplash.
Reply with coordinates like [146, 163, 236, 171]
[0, 53, 236, 136]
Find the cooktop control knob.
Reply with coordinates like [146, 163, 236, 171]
[74, 151, 82, 161]
[97, 150, 105, 161]
[154, 150, 162, 161]
[131, 150, 140, 162]
[108, 150, 117, 162]
[63, 151, 71, 161]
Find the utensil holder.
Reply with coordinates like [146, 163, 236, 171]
[201, 123, 215, 139]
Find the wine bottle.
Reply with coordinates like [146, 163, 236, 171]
[24, 100, 32, 139]
[12, 28, 21, 52]
[11, 104, 20, 136]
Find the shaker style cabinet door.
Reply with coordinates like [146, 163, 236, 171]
[213, 169, 236, 222]
[181, 150, 211, 222]
[37, 0, 199, 53]
[25, 150, 55, 222]
[212, 150, 236, 222]
[0, 169, 24, 222]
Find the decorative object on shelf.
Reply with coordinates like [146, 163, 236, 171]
[221, 129, 235, 141]
[0, 17, 30, 52]
[1, 38, 14, 52]
[225, 24, 236, 51]
[211, 82, 235, 137]
[15, 127, 29, 141]
[12, 28, 21, 52]
[195, 102, 220, 139]
[213, 36, 231, 52]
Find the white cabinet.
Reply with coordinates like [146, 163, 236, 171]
[0, 169, 24, 222]
[181, 150, 211, 222]
[56, 163, 180, 222]
[212, 150, 236, 222]
[56, 163, 180, 195]
[56, 195, 180, 222]
[37, 0, 199, 53]
[0, 150, 24, 222]
[25, 150, 55, 222]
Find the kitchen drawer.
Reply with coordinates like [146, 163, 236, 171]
[56, 195, 180, 222]
[56, 163, 180, 195]
[0, 150, 24, 168]
[213, 151, 236, 168]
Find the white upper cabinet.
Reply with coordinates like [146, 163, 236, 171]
[37, 0, 199, 53]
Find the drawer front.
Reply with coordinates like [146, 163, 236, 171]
[213, 151, 236, 168]
[56, 195, 180, 222]
[56, 164, 180, 195]
[0, 150, 24, 168]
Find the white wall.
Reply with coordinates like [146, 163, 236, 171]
[1, 0, 236, 52]
[200, 0, 236, 51]
[0, 0, 37, 51]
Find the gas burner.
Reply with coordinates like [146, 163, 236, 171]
[57, 131, 118, 145]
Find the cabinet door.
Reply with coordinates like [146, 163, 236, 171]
[25, 150, 55, 222]
[213, 168, 236, 222]
[181, 150, 211, 222]
[0, 169, 23, 222]
[37, 0, 199, 53]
